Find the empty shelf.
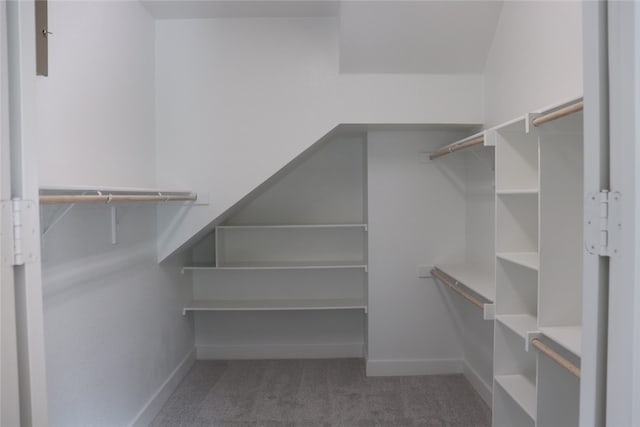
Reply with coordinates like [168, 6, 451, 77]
[496, 189, 539, 195]
[496, 252, 539, 271]
[183, 261, 368, 271]
[217, 224, 367, 230]
[183, 298, 368, 315]
[497, 314, 538, 340]
[539, 326, 582, 357]
[435, 264, 495, 302]
[495, 374, 537, 420]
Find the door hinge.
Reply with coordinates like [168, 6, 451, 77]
[585, 190, 621, 256]
[2, 199, 39, 266]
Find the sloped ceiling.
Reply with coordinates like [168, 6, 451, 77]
[142, 0, 503, 74]
[339, 1, 504, 74]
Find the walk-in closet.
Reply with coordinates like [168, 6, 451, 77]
[2, 0, 639, 426]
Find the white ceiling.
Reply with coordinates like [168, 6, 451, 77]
[142, 0, 504, 74]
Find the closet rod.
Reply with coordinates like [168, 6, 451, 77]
[532, 100, 584, 127]
[431, 268, 484, 309]
[430, 135, 484, 160]
[531, 338, 581, 378]
[40, 193, 197, 205]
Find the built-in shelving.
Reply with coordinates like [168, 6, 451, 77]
[491, 97, 583, 427]
[186, 221, 368, 316]
[183, 298, 368, 315]
[495, 252, 539, 271]
[495, 374, 537, 421]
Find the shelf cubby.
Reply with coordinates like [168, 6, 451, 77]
[215, 224, 366, 267]
[494, 118, 539, 193]
[496, 193, 538, 254]
[493, 321, 537, 424]
[495, 258, 537, 326]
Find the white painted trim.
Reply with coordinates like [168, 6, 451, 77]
[463, 361, 492, 406]
[365, 358, 464, 377]
[197, 342, 364, 360]
[129, 348, 196, 427]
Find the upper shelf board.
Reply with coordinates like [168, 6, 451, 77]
[539, 326, 582, 358]
[434, 264, 495, 302]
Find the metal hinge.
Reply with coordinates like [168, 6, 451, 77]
[585, 190, 621, 256]
[2, 199, 39, 266]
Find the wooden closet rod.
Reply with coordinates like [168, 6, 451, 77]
[531, 338, 581, 378]
[40, 193, 197, 205]
[532, 101, 584, 127]
[430, 136, 484, 160]
[431, 269, 484, 309]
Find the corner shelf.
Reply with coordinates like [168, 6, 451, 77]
[434, 264, 495, 303]
[495, 374, 537, 421]
[496, 252, 539, 271]
[182, 298, 368, 315]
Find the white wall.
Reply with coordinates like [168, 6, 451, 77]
[36, 0, 156, 188]
[366, 130, 469, 375]
[483, 1, 583, 127]
[154, 17, 484, 261]
[35, 2, 194, 425]
[41, 205, 193, 427]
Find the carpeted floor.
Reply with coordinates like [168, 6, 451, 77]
[151, 359, 491, 427]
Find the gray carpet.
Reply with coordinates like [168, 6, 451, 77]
[151, 359, 491, 427]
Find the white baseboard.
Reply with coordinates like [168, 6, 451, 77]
[129, 347, 196, 427]
[197, 342, 364, 360]
[463, 361, 493, 406]
[366, 358, 464, 376]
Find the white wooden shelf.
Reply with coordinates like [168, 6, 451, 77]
[435, 264, 495, 302]
[539, 326, 582, 357]
[496, 252, 539, 271]
[495, 374, 537, 421]
[497, 314, 538, 341]
[183, 261, 367, 272]
[217, 223, 367, 230]
[182, 298, 368, 315]
[496, 189, 539, 195]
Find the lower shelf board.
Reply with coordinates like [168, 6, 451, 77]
[183, 262, 368, 272]
[496, 314, 538, 341]
[538, 325, 582, 357]
[183, 298, 368, 315]
[495, 374, 537, 421]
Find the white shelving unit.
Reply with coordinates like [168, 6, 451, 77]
[491, 98, 583, 427]
[184, 223, 368, 313]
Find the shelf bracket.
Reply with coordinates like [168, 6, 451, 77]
[585, 190, 622, 256]
[526, 331, 542, 352]
[483, 303, 495, 321]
